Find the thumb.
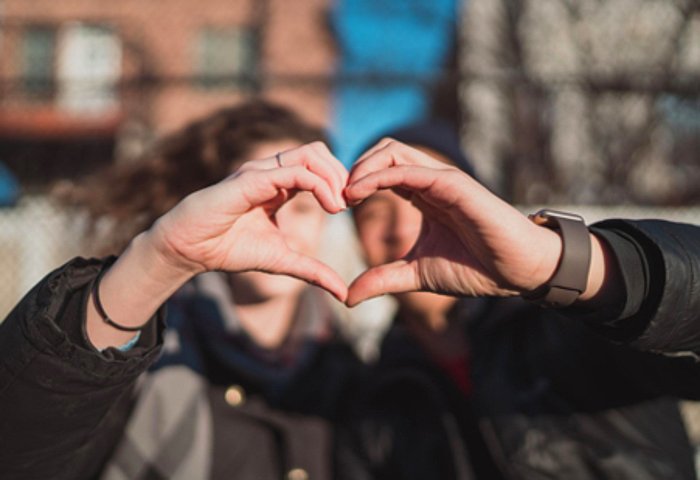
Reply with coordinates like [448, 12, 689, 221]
[346, 260, 420, 307]
[275, 252, 348, 303]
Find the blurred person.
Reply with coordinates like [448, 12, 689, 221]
[0, 100, 365, 480]
[342, 120, 700, 480]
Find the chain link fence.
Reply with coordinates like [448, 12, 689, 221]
[0, 197, 82, 319]
[460, 0, 700, 204]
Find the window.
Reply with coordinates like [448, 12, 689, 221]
[21, 26, 56, 100]
[195, 27, 258, 90]
[57, 24, 121, 114]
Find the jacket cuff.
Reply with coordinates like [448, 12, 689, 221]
[614, 219, 700, 352]
[570, 219, 700, 353]
[1, 257, 165, 385]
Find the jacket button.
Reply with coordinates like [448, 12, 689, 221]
[286, 468, 309, 480]
[224, 385, 246, 407]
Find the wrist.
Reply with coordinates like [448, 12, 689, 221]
[86, 231, 196, 350]
[577, 232, 623, 307]
[143, 221, 207, 278]
[526, 225, 564, 292]
[524, 230, 609, 306]
[522, 210, 591, 307]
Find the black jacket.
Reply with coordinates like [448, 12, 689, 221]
[2, 219, 700, 479]
[0, 263, 364, 480]
[340, 219, 700, 480]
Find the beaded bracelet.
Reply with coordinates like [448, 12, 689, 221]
[91, 267, 149, 332]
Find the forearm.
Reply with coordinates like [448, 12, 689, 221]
[576, 232, 625, 308]
[86, 229, 196, 350]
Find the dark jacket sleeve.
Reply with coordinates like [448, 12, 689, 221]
[572, 219, 700, 353]
[0, 257, 165, 480]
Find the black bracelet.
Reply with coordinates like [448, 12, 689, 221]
[91, 267, 147, 332]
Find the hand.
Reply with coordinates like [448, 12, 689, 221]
[344, 140, 563, 306]
[147, 142, 349, 301]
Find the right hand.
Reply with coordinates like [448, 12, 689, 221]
[344, 140, 563, 306]
[147, 142, 349, 301]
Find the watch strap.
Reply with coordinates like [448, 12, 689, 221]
[523, 210, 591, 307]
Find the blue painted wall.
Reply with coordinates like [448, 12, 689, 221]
[330, 0, 460, 167]
[0, 163, 19, 207]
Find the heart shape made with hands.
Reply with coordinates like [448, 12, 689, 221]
[162, 140, 556, 309]
[231, 139, 551, 307]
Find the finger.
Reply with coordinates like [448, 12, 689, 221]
[353, 137, 394, 165]
[312, 141, 349, 184]
[348, 140, 447, 187]
[348, 139, 400, 185]
[260, 189, 289, 216]
[263, 166, 342, 213]
[346, 260, 419, 307]
[313, 142, 349, 194]
[305, 142, 348, 208]
[242, 142, 347, 208]
[345, 165, 448, 206]
[226, 166, 343, 214]
[276, 252, 348, 302]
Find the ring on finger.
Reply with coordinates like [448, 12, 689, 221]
[275, 152, 284, 168]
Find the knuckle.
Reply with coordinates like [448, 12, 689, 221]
[234, 163, 253, 174]
[301, 143, 316, 154]
[292, 165, 308, 176]
[384, 140, 402, 155]
[234, 169, 255, 181]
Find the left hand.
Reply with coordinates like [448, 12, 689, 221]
[344, 140, 562, 306]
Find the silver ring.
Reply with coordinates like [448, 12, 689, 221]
[275, 152, 283, 168]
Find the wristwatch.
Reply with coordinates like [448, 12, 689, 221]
[522, 209, 591, 308]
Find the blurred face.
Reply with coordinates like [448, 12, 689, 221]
[353, 190, 422, 268]
[353, 147, 457, 317]
[229, 139, 327, 302]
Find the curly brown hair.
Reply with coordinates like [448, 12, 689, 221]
[60, 99, 327, 254]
